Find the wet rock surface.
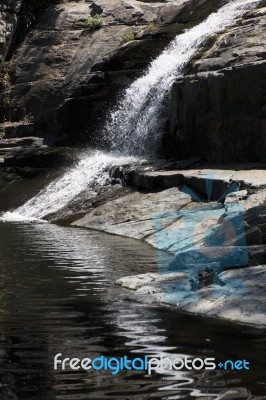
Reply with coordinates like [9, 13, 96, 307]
[0, 136, 45, 163]
[0, 0, 225, 144]
[168, 6, 266, 162]
[0, 143, 79, 211]
[72, 164, 266, 249]
[3, 146, 78, 168]
[116, 266, 266, 326]
[48, 184, 135, 224]
[73, 163, 266, 325]
[0, 0, 180, 142]
[0, 165, 60, 212]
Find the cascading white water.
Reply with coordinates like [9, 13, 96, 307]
[2, 152, 138, 222]
[106, 0, 259, 156]
[1, 0, 259, 222]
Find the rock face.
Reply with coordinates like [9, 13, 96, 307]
[1, 1, 265, 157]
[116, 266, 266, 326]
[0, 0, 188, 143]
[0, 0, 226, 144]
[72, 165, 266, 249]
[0, 1, 265, 327]
[72, 186, 197, 240]
[94, 162, 266, 325]
[0, 1, 22, 66]
[168, 6, 266, 162]
[72, 163, 266, 326]
[0, 143, 79, 211]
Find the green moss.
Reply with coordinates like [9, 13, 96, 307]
[1, 64, 10, 87]
[0, 63, 12, 122]
[86, 14, 103, 32]
[138, 20, 156, 29]
[22, 114, 34, 124]
[122, 29, 135, 44]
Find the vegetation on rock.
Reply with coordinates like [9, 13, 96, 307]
[22, 114, 34, 124]
[122, 29, 135, 43]
[86, 14, 103, 32]
[0, 63, 11, 122]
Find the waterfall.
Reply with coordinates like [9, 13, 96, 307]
[2, 152, 138, 222]
[106, 0, 259, 156]
[1, 0, 259, 222]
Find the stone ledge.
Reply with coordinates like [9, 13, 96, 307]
[116, 265, 266, 326]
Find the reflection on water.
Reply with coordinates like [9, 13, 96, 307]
[0, 223, 265, 399]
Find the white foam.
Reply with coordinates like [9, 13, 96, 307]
[1, 152, 137, 221]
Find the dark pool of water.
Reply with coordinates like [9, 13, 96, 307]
[0, 222, 265, 399]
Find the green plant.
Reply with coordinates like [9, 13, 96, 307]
[86, 14, 103, 32]
[22, 114, 34, 124]
[1, 64, 11, 89]
[0, 63, 12, 121]
[137, 20, 156, 29]
[0, 130, 5, 140]
[122, 29, 135, 44]
[147, 20, 156, 29]
[2, 96, 11, 107]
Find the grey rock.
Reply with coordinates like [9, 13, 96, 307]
[224, 190, 248, 205]
[115, 164, 266, 197]
[0, 0, 23, 13]
[0, 137, 44, 149]
[245, 225, 263, 246]
[0, 136, 45, 161]
[240, 189, 266, 210]
[173, 265, 266, 326]
[116, 271, 187, 290]
[71, 186, 207, 241]
[47, 184, 135, 224]
[0, 0, 229, 144]
[3, 146, 78, 168]
[0, 1, 23, 65]
[0, 12, 16, 66]
[244, 203, 266, 243]
[225, 189, 266, 246]
[72, 166, 266, 251]
[169, 245, 266, 273]
[168, 7, 266, 162]
[0, 123, 35, 139]
[1, 0, 192, 143]
[192, 7, 266, 74]
[125, 265, 266, 326]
